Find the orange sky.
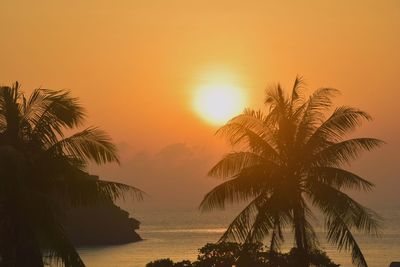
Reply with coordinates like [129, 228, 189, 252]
[1, 0, 399, 209]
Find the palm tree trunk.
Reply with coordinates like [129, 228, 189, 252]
[15, 225, 44, 267]
[293, 207, 310, 267]
[0, 216, 44, 267]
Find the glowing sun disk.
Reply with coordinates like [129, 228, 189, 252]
[193, 83, 246, 125]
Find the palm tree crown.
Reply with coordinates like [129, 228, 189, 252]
[200, 77, 383, 267]
[0, 82, 143, 267]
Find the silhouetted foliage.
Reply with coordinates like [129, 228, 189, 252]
[146, 242, 340, 267]
[196, 242, 267, 267]
[196, 242, 240, 266]
[200, 77, 383, 267]
[146, 259, 175, 267]
[173, 261, 193, 267]
[0, 82, 143, 267]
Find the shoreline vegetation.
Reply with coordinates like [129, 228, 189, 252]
[146, 242, 340, 267]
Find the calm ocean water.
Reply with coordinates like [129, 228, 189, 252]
[77, 208, 400, 267]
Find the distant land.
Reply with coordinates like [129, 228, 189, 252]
[64, 201, 142, 246]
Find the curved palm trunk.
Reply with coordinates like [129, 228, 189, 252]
[293, 202, 310, 267]
[14, 235, 44, 267]
[0, 212, 44, 267]
[1, 230, 44, 267]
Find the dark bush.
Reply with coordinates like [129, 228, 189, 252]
[174, 260, 193, 267]
[146, 258, 174, 267]
[308, 249, 340, 267]
[196, 242, 240, 267]
[146, 243, 340, 267]
[196, 242, 266, 267]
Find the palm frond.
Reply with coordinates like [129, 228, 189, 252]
[41, 221, 86, 267]
[44, 228, 86, 267]
[96, 180, 145, 202]
[200, 166, 270, 211]
[47, 170, 144, 207]
[219, 194, 267, 242]
[28, 89, 85, 146]
[306, 183, 378, 267]
[247, 202, 292, 247]
[31, 89, 85, 130]
[308, 181, 382, 236]
[242, 108, 268, 121]
[310, 167, 374, 191]
[291, 76, 303, 102]
[296, 88, 339, 146]
[311, 138, 384, 167]
[0, 83, 22, 138]
[244, 197, 276, 244]
[290, 76, 306, 115]
[265, 83, 288, 110]
[307, 107, 372, 147]
[208, 151, 274, 179]
[325, 214, 368, 267]
[218, 112, 271, 144]
[21, 89, 47, 125]
[269, 219, 284, 252]
[48, 127, 120, 165]
[217, 114, 280, 161]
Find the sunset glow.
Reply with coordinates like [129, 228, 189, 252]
[193, 83, 246, 125]
[1, 1, 399, 266]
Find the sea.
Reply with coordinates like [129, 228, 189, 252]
[77, 208, 400, 267]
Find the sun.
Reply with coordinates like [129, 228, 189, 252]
[193, 83, 246, 125]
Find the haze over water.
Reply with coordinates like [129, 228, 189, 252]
[77, 208, 400, 267]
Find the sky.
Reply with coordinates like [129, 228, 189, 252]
[1, 0, 399, 210]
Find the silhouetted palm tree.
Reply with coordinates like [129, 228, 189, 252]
[200, 77, 383, 267]
[0, 82, 143, 267]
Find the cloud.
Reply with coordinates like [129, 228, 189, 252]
[90, 143, 220, 211]
[90, 139, 400, 218]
